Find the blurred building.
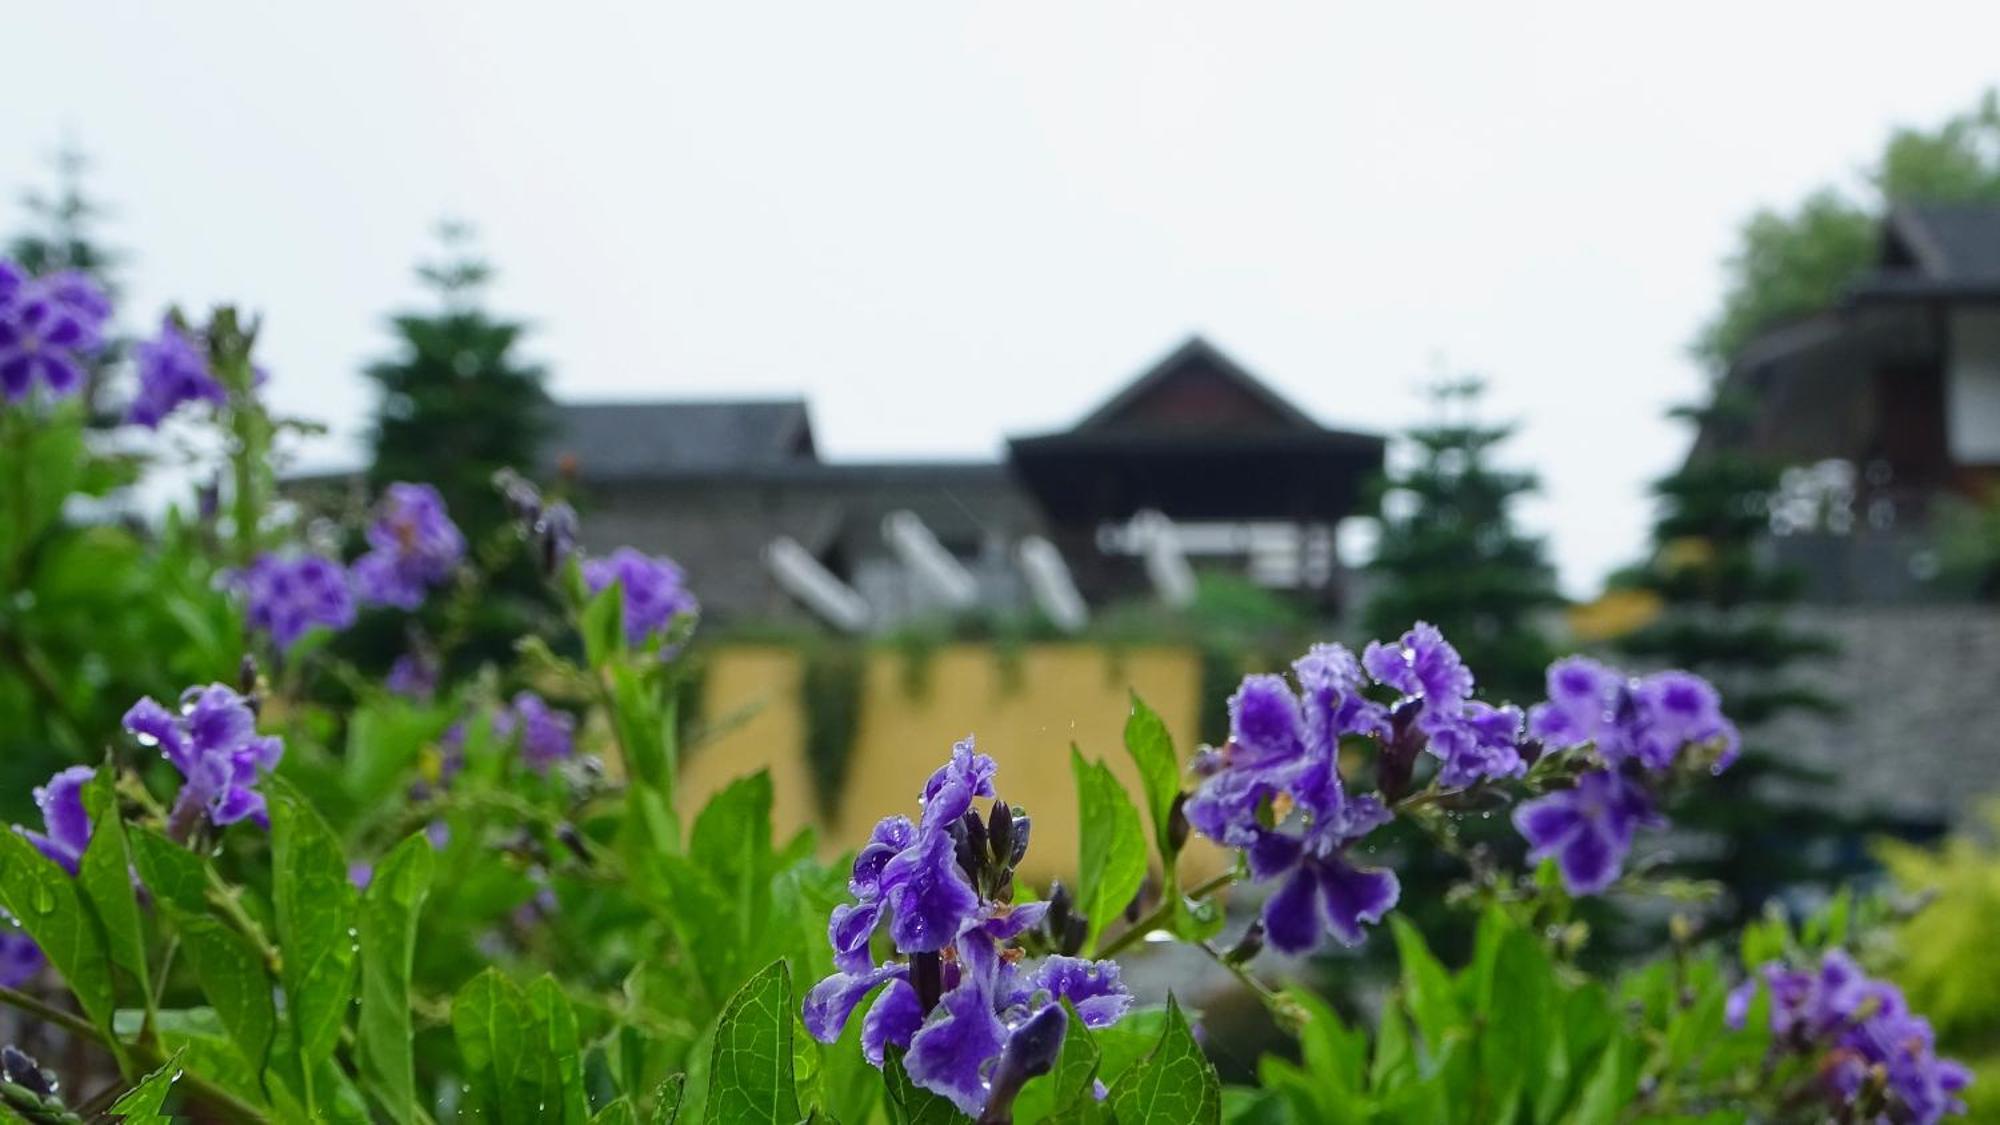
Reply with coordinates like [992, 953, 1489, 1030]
[544, 336, 1385, 626]
[1693, 205, 2000, 825]
[1712, 204, 2000, 602]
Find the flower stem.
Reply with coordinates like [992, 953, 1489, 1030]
[1096, 869, 1235, 959]
[0, 985, 269, 1123]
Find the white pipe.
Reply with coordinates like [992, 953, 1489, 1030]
[1135, 510, 1198, 609]
[765, 537, 872, 633]
[881, 510, 980, 611]
[1017, 536, 1089, 633]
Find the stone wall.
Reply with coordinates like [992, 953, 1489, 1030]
[1765, 604, 2000, 824]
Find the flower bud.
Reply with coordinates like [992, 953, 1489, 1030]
[1009, 813, 1032, 867]
[1224, 920, 1266, 966]
[0, 1046, 52, 1098]
[979, 1004, 1069, 1124]
[1167, 792, 1191, 854]
[987, 799, 1014, 867]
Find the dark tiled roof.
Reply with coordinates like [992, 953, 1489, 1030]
[1878, 204, 2000, 283]
[541, 399, 815, 479]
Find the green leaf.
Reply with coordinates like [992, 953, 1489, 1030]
[453, 968, 536, 1121]
[593, 1098, 639, 1125]
[1070, 747, 1148, 953]
[611, 662, 679, 794]
[1389, 916, 1462, 1060]
[1477, 927, 1554, 1124]
[178, 915, 278, 1085]
[131, 831, 276, 1079]
[269, 785, 360, 1112]
[702, 960, 801, 1124]
[529, 976, 592, 1124]
[0, 826, 115, 1030]
[651, 1074, 687, 1125]
[358, 833, 435, 1125]
[1122, 693, 1182, 867]
[77, 768, 150, 999]
[881, 1049, 966, 1125]
[582, 581, 626, 667]
[106, 1048, 188, 1123]
[1569, 1038, 1636, 1125]
[1106, 996, 1220, 1125]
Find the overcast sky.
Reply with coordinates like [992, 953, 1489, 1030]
[8, 3, 2000, 593]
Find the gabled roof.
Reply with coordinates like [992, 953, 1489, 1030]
[1882, 204, 2000, 281]
[1070, 335, 1322, 435]
[542, 399, 816, 480]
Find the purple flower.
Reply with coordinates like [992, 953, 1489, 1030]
[1184, 647, 1400, 953]
[0, 929, 44, 989]
[348, 862, 374, 890]
[124, 684, 284, 833]
[495, 692, 574, 773]
[0, 262, 110, 403]
[127, 316, 225, 428]
[582, 547, 698, 649]
[352, 483, 466, 610]
[1730, 951, 1971, 1124]
[804, 739, 1130, 1116]
[386, 651, 439, 701]
[15, 766, 95, 875]
[1529, 658, 1740, 774]
[228, 553, 357, 653]
[1365, 623, 1524, 786]
[1512, 768, 1660, 895]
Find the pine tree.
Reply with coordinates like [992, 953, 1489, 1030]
[364, 222, 550, 542]
[1364, 378, 1561, 700]
[1613, 390, 1887, 925]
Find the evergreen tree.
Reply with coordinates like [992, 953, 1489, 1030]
[365, 222, 550, 542]
[1613, 391, 1893, 926]
[1364, 378, 1561, 700]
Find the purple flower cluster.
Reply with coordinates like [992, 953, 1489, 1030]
[582, 547, 698, 650]
[1365, 624, 1528, 788]
[805, 740, 1132, 1117]
[127, 316, 226, 428]
[0, 261, 110, 402]
[352, 483, 466, 610]
[1512, 657, 1738, 895]
[494, 692, 574, 773]
[229, 553, 356, 652]
[1186, 642, 1402, 955]
[1727, 950, 1970, 1124]
[124, 684, 284, 833]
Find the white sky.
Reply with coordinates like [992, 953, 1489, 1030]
[7, 2, 1999, 594]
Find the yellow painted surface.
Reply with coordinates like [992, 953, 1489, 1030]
[677, 643, 1227, 887]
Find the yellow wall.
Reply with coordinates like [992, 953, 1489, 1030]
[676, 643, 1227, 888]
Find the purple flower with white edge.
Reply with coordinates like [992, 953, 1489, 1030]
[15, 766, 95, 875]
[495, 692, 574, 773]
[1364, 623, 1525, 786]
[127, 316, 225, 428]
[229, 553, 357, 652]
[804, 738, 1130, 1117]
[0, 262, 110, 402]
[123, 684, 284, 836]
[1530, 657, 1740, 774]
[1512, 767, 1660, 895]
[582, 547, 698, 650]
[1728, 950, 1971, 1124]
[1184, 647, 1401, 954]
[352, 483, 466, 610]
